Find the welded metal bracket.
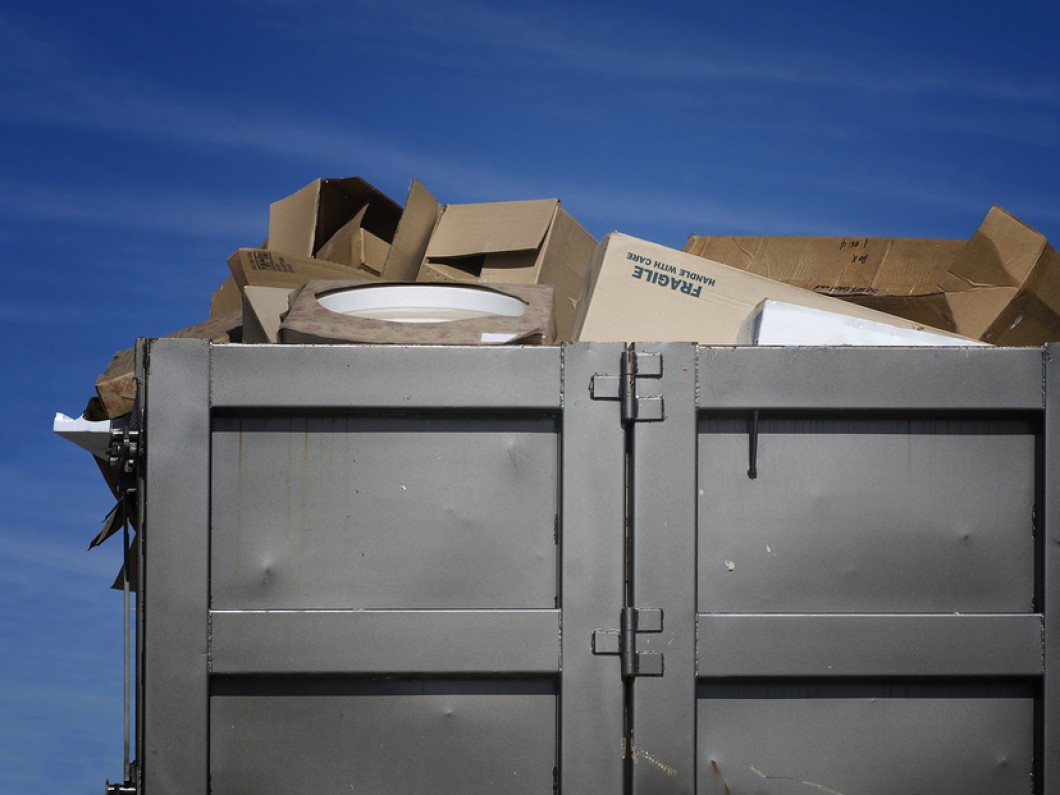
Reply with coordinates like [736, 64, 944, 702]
[590, 350, 664, 422]
[592, 607, 665, 677]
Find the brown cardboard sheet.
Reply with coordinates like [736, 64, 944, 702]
[573, 233, 978, 345]
[95, 310, 243, 419]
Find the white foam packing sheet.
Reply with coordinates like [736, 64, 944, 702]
[53, 412, 121, 459]
[741, 299, 989, 346]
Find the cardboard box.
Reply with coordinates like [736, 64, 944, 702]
[391, 189, 595, 341]
[684, 206, 1060, 345]
[267, 177, 403, 273]
[939, 207, 1060, 344]
[95, 311, 243, 419]
[227, 248, 378, 290]
[740, 300, 988, 346]
[572, 233, 977, 345]
[280, 280, 556, 346]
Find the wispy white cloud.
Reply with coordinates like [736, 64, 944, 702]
[0, 181, 264, 241]
[230, 0, 1060, 108]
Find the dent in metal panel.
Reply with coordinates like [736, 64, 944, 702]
[697, 685, 1034, 795]
[698, 415, 1036, 613]
[210, 680, 556, 794]
[211, 415, 558, 609]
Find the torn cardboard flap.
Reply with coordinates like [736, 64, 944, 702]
[946, 206, 1048, 289]
[95, 310, 243, 419]
[381, 179, 443, 281]
[267, 177, 403, 261]
[280, 279, 556, 346]
[242, 285, 296, 344]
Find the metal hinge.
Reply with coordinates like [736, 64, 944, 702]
[592, 607, 664, 677]
[590, 350, 664, 422]
[107, 427, 141, 494]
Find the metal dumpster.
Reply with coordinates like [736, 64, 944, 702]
[119, 339, 1059, 793]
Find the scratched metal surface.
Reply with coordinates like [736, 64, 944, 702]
[138, 340, 632, 793]
[696, 683, 1034, 795]
[697, 414, 1036, 613]
[209, 679, 557, 794]
[210, 414, 559, 609]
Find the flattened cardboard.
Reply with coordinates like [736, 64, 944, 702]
[684, 235, 965, 297]
[280, 280, 555, 346]
[210, 274, 242, 318]
[426, 200, 557, 258]
[268, 177, 402, 260]
[573, 233, 977, 345]
[414, 197, 596, 341]
[228, 248, 377, 290]
[381, 180, 443, 280]
[684, 207, 1060, 345]
[95, 310, 242, 419]
[242, 286, 296, 344]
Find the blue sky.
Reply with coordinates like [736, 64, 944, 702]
[3, 0, 1059, 791]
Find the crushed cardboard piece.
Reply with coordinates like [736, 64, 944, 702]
[95, 310, 243, 419]
[684, 206, 1060, 345]
[211, 274, 242, 318]
[280, 280, 555, 346]
[267, 177, 402, 265]
[242, 285, 296, 344]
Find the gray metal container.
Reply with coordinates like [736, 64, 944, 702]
[125, 340, 1059, 793]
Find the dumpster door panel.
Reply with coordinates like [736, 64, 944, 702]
[141, 340, 628, 794]
[629, 345, 1047, 795]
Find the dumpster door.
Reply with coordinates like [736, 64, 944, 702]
[140, 340, 628, 794]
[628, 344, 1053, 794]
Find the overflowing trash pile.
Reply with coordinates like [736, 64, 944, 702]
[55, 175, 1060, 547]
[73, 176, 1060, 423]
